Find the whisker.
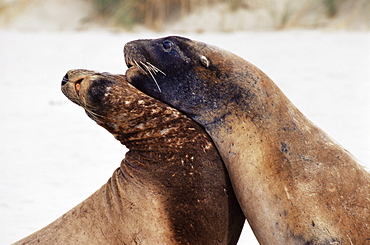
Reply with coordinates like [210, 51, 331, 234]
[86, 109, 104, 121]
[135, 60, 147, 74]
[80, 99, 104, 121]
[140, 61, 162, 93]
[146, 62, 166, 76]
[147, 69, 162, 93]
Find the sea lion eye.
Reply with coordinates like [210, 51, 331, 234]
[200, 55, 210, 68]
[162, 40, 174, 51]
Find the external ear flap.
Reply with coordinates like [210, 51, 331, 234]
[200, 55, 210, 68]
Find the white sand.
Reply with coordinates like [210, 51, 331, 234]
[1, 29, 369, 244]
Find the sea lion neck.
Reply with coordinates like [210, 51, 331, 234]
[94, 81, 205, 154]
[61, 70, 197, 153]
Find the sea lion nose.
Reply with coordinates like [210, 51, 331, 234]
[61, 73, 69, 86]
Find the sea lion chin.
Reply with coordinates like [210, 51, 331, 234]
[14, 69, 245, 244]
[124, 36, 370, 245]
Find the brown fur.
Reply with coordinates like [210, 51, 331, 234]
[124, 36, 370, 245]
[13, 70, 245, 244]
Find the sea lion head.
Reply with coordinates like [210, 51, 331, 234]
[61, 69, 118, 120]
[124, 36, 263, 126]
[60, 69, 178, 138]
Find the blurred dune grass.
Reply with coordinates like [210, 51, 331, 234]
[92, 0, 369, 30]
[93, 0, 246, 30]
[0, 0, 368, 31]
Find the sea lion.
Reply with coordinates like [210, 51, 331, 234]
[13, 70, 245, 244]
[124, 36, 370, 245]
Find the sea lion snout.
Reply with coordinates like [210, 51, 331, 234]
[61, 69, 116, 121]
[61, 71, 84, 97]
[61, 73, 69, 86]
[62, 69, 95, 86]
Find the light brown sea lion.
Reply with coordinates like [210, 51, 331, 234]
[13, 70, 245, 244]
[124, 36, 370, 245]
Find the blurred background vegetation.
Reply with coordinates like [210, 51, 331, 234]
[0, 0, 368, 31]
[93, 0, 368, 30]
[93, 0, 247, 30]
[94, 0, 370, 30]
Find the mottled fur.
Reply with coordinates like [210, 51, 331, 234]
[13, 70, 244, 244]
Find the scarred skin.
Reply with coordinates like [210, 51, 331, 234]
[124, 36, 370, 245]
[13, 70, 245, 245]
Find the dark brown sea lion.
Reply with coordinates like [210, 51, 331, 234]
[124, 36, 370, 245]
[13, 70, 245, 244]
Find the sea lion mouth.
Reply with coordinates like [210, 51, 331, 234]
[61, 70, 89, 106]
[74, 79, 83, 97]
[125, 59, 135, 69]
